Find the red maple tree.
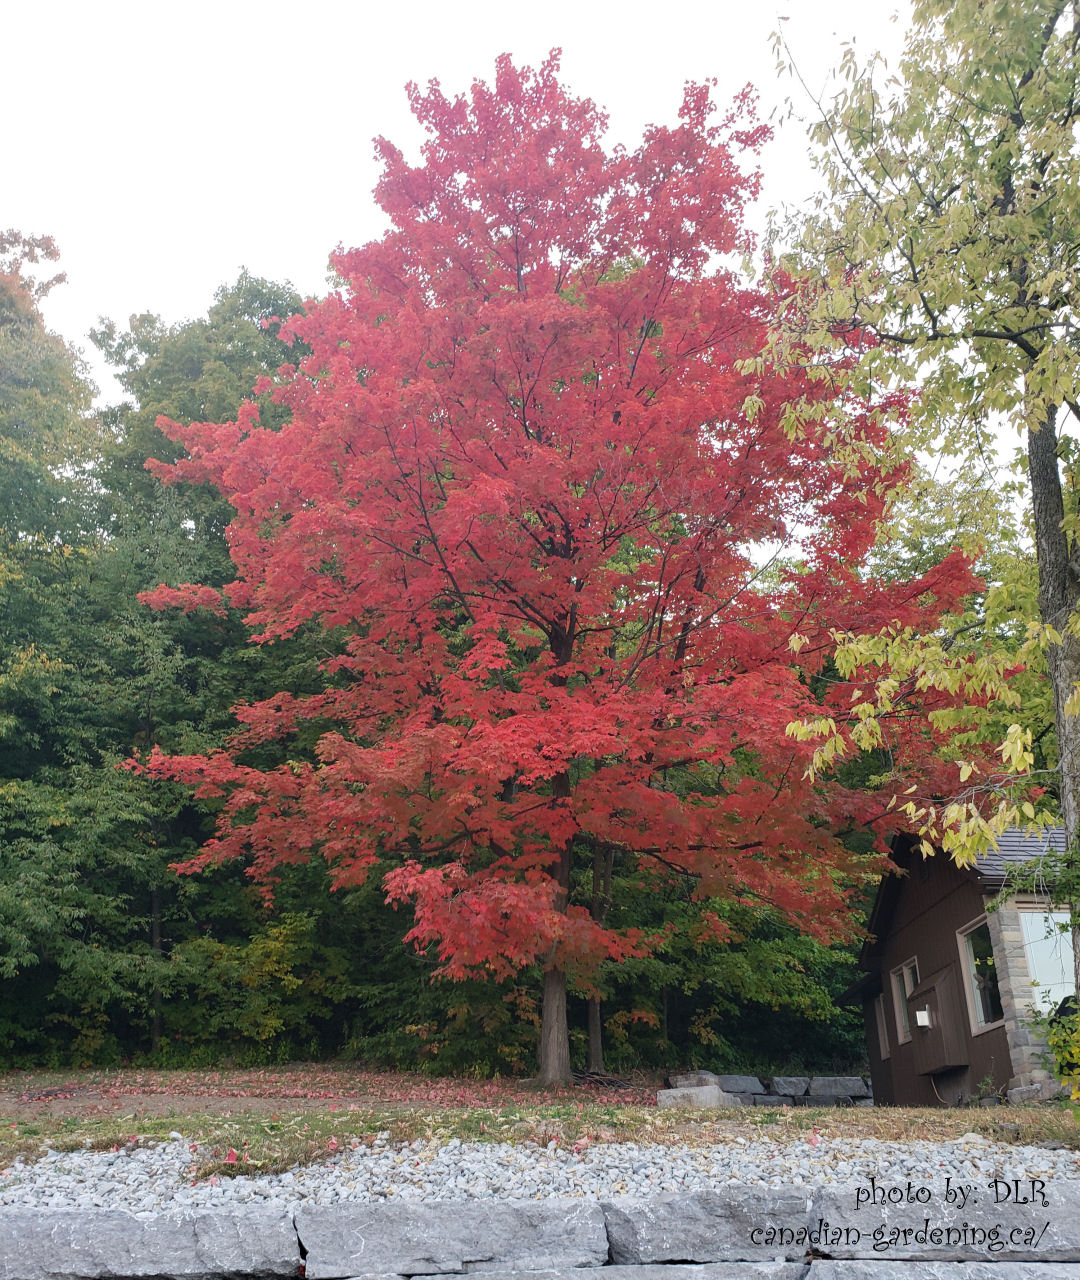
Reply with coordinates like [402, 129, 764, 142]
[139, 56, 979, 1083]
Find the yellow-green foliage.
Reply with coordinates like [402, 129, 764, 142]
[1028, 1002, 1080, 1099]
[770, 0, 1080, 864]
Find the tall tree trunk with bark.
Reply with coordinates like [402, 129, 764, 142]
[536, 768, 574, 1087]
[1027, 399, 1080, 992]
[586, 839, 614, 1073]
[538, 964, 571, 1086]
[150, 885, 163, 1055]
[586, 999, 604, 1074]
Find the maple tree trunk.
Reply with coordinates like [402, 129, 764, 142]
[150, 885, 163, 1055]
[536, 769, 575, 1087]
[1027, 400, 1080, 994]
[537, 964, 572, 1086]
[586, 837, 612, 1073]
[587, 997, 605, 1073]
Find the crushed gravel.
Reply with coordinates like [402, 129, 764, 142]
[3, 1131, 1079, 1218]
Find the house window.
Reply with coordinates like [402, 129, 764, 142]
[891, 957, 919, 1043]
[959, 918, 1004, 1030]
[1019, 910, 1075, 1010]
[873, 993, 891, 1060]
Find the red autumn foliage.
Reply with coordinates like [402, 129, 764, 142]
[137, 55, 981, 1081]
[0, 228, 65, 306]
[138, 583, 227, 616]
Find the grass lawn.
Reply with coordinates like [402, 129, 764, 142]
[2, 1066, 1078, 1181]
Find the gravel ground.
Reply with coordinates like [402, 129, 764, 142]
[3, 1131, 1080, 1217]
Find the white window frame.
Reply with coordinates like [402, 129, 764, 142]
[957, 915, 1005, 1036]
[873, 992, 891, 1060]
[1017, 906, 1075, 1010]
[891, 956, 919, 1044]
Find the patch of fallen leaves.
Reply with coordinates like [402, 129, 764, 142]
[1, 1068, 1078, 1178]
[1, 1065, 656, 1113]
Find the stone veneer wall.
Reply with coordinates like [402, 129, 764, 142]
[985, 898, 1060, 1097]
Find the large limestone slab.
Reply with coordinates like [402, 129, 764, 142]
[1008, 1081, 1063, 1104]
[296, 1199, 607, 1279]
[717, 1075, 765, 1094]
[0, 1207, 299, 1280]
[668, 1071, 721, 1089]
[657, 1085, 742, 1108]
[389, 1268, 808, 1280]
[810, 1179, 1080, 1262]
[769, 1076, 810, 1097]
[808, 1265, 1080, 1278]
[808, 1077, 870, 1098]
[602, 1190, 811, 1264]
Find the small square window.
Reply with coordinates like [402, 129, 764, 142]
[891, 957, 919, 1043]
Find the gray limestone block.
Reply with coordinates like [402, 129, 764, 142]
[296, 1198, 608, 1279]
[769, 1076, 810, 1096]
[717, 1074, 765, 1094]
[808, 1076, 870, 1098]
[807, 1265, 1080, 1278]
[810, 1179, 1080, 1262]
[1008, 1086, 1042, 1104]
[602, 1189, 812, 1264]
[657, 1085, 742, 1108]
[854, 1098, 875, 1107]
[0, 1207, 299, 1280]
[668, 1070, 721, 1089]
[1008, 1081, 1064, 1103]
[381, 1268, 810, 1280]
[755, 1094, 794, 1106]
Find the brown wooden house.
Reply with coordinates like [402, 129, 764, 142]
[846, 828, 1073, 1106]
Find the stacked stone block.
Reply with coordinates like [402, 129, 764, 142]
[657, 1071, 873, 1108]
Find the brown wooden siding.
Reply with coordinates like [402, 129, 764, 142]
[864, 853, 1013, 1106]
[862, 996, 890, 1101]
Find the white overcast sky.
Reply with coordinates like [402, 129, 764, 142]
[10, 1, 910, 402]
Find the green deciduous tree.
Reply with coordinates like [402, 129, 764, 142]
[0, 232, 102, 993]
[774, 0, 1080, 981]
[0, 267, 355, 1066]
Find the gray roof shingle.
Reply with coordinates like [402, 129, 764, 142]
[971, 825, 1067, 886]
